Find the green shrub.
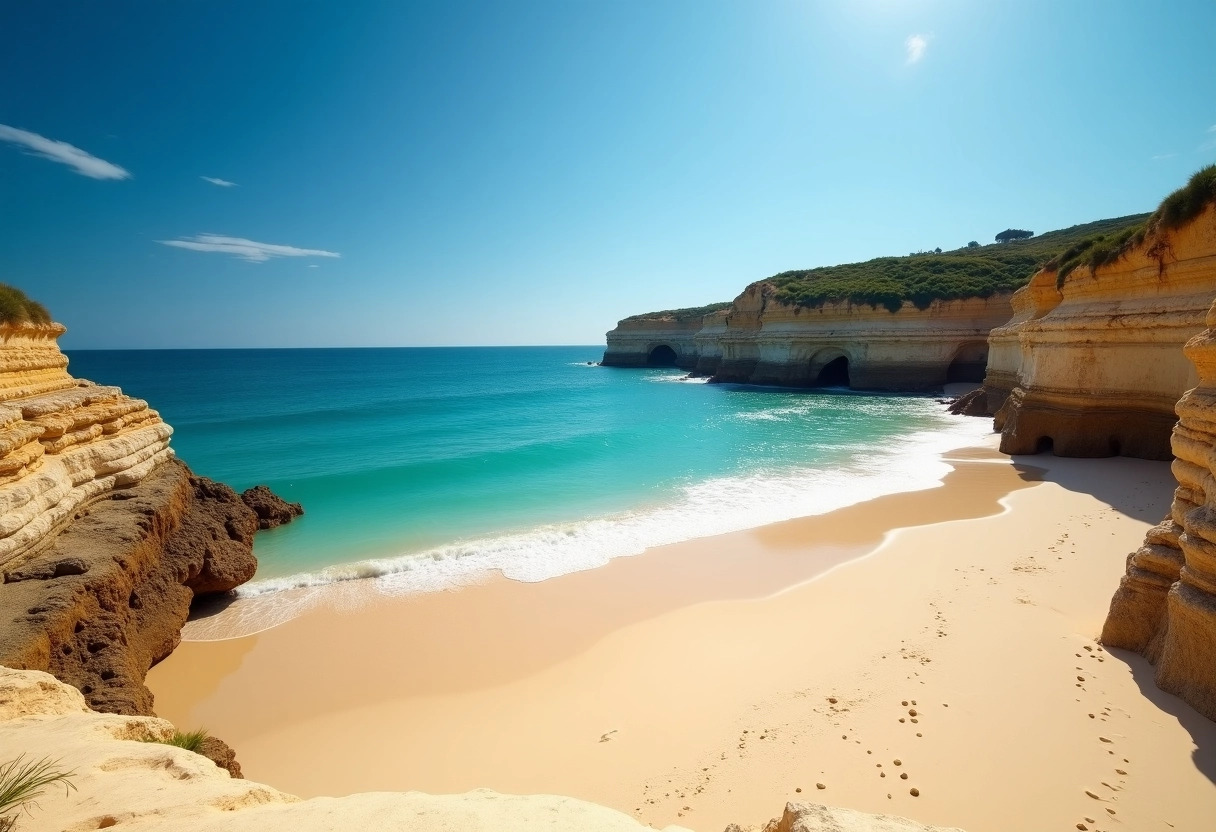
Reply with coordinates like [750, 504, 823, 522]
[145, 728, 209, 753]
[0, 755, 76, 831]
[1152, 164, 1216, 232]
[621, 302, 732, 323]
[0, 285, 51, 326]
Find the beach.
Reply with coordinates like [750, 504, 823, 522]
[147, 438, 1216, 832]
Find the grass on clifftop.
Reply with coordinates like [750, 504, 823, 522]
[620, 214, 1149, 320]
[621, 301, 732, 323]
[0, 284, 52, 326]
[766, 213, 1149, 313]
[1045, 165, 1216, 286]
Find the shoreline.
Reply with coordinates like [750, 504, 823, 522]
[146, 440, 1216, 832]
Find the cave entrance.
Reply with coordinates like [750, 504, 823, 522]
[647, 344, 678, 367]
[1036, 436, 1055, 455]
[815, 356, 850, 387]
[946, 342, 989, 383]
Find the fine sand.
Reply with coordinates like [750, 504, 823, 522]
[147, 439, 1216, 832]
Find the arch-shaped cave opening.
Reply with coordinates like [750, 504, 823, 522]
[647, 344, 678, 367]
[1109, 438, 1122, 457]
[946, 343, 989, 384]
[815, 356, 851, 387]
[1035, 436, 1055, 455]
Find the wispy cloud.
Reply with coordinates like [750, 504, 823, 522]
[1208, 125, 1216, 133]
[905, 34, 928, 64]
[158, 234, 340, 263]
[201, 176, 237, 187]
[1152, 153, 1177, 161]
[0, 123, 130, 180]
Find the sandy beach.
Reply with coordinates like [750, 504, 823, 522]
[147, 439, 1216, 832]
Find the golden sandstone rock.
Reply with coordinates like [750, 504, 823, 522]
[0, 323, 172, 567]
[604, 287, 1010, 391]
[988, 203, 1216, 459]
[1103, 295, 1216, 719]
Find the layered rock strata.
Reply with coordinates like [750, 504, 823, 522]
[1102, 296, 1216, 720]
[0, 666, 962, 832]
[0, 320, 294, 725]
[987, 204, 1216, 459]
[601, 312, 706, 369]
[605, 287, 1012, 391]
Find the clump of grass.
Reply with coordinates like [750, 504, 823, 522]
[0, 755, 77, 831]
[1152, 164, 1216, 232]
[1045, 165, 1216, 287]
[0, 285, 51, 326]
[144, 728, 210, 753]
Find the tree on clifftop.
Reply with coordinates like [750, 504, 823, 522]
[967, 240, 980, 248]
[995, 228, 1034, 243]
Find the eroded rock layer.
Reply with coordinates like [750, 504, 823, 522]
[987, 204, 1216, 459]
[1102, 297, 1216, 720]
[604, 287, 1011, 391]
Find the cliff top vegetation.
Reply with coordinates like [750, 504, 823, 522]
[621, 301, 732, 323]
[1046, 165, 1216, 286]
[0, 285, 52, 326]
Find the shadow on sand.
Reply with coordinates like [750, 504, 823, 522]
[1010, 452, 1174, 524]
[1106, 646, 1216, 786]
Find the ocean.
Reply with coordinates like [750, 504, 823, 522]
[66, 347, 989, 598]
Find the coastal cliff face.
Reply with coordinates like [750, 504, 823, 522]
[0, 321, 281, 723]
[1101, 296, 1216, 720]
[0, 666, 962, 832]
[601, 313, 706, 369]
[604, 286, 1011, 391]
[986, 203, 1216, 459]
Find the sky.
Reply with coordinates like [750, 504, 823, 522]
[2, 1, 1215, 349]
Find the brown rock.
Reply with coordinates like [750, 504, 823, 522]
[240, 484, 304, 530]
[198, 734, 244, 779]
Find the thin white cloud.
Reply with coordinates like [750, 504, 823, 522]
[1208, 125, 1216, 133]
[158, 234, 340, 263]
[1152, 153, 1177, 161]
[0, 123, 130, 180]
[201, 176, 238, 187]
[905, 34, 928, 64]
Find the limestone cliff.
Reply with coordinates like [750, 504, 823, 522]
[0, 666, 962, 832]
[1101, 295, 1216, 720]
[602, 310, 712, 370]
[986, 203, 1216, 459]
[0, 319, 292, 721]
[604, 287, 1010, 391]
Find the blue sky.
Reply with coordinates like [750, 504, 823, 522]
[2, 1, 1214, 349]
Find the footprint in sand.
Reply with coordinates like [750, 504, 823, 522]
[599, 730, 618, 743]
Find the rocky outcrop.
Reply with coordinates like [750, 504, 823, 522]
[0, 319, 294, 727]
[1102, 295, 1216, 720]
[241, 484, 304, 530]
[728, 802, 964, 832]
[604, 287, 1012, 391]
[986, 203, 1216, 459]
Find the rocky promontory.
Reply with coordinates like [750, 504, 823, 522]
[0, 311, 298, 725]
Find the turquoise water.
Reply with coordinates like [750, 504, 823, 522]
[65, 348, 986, 595]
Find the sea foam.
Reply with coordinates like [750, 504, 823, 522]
[193, 408, 994, 637]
